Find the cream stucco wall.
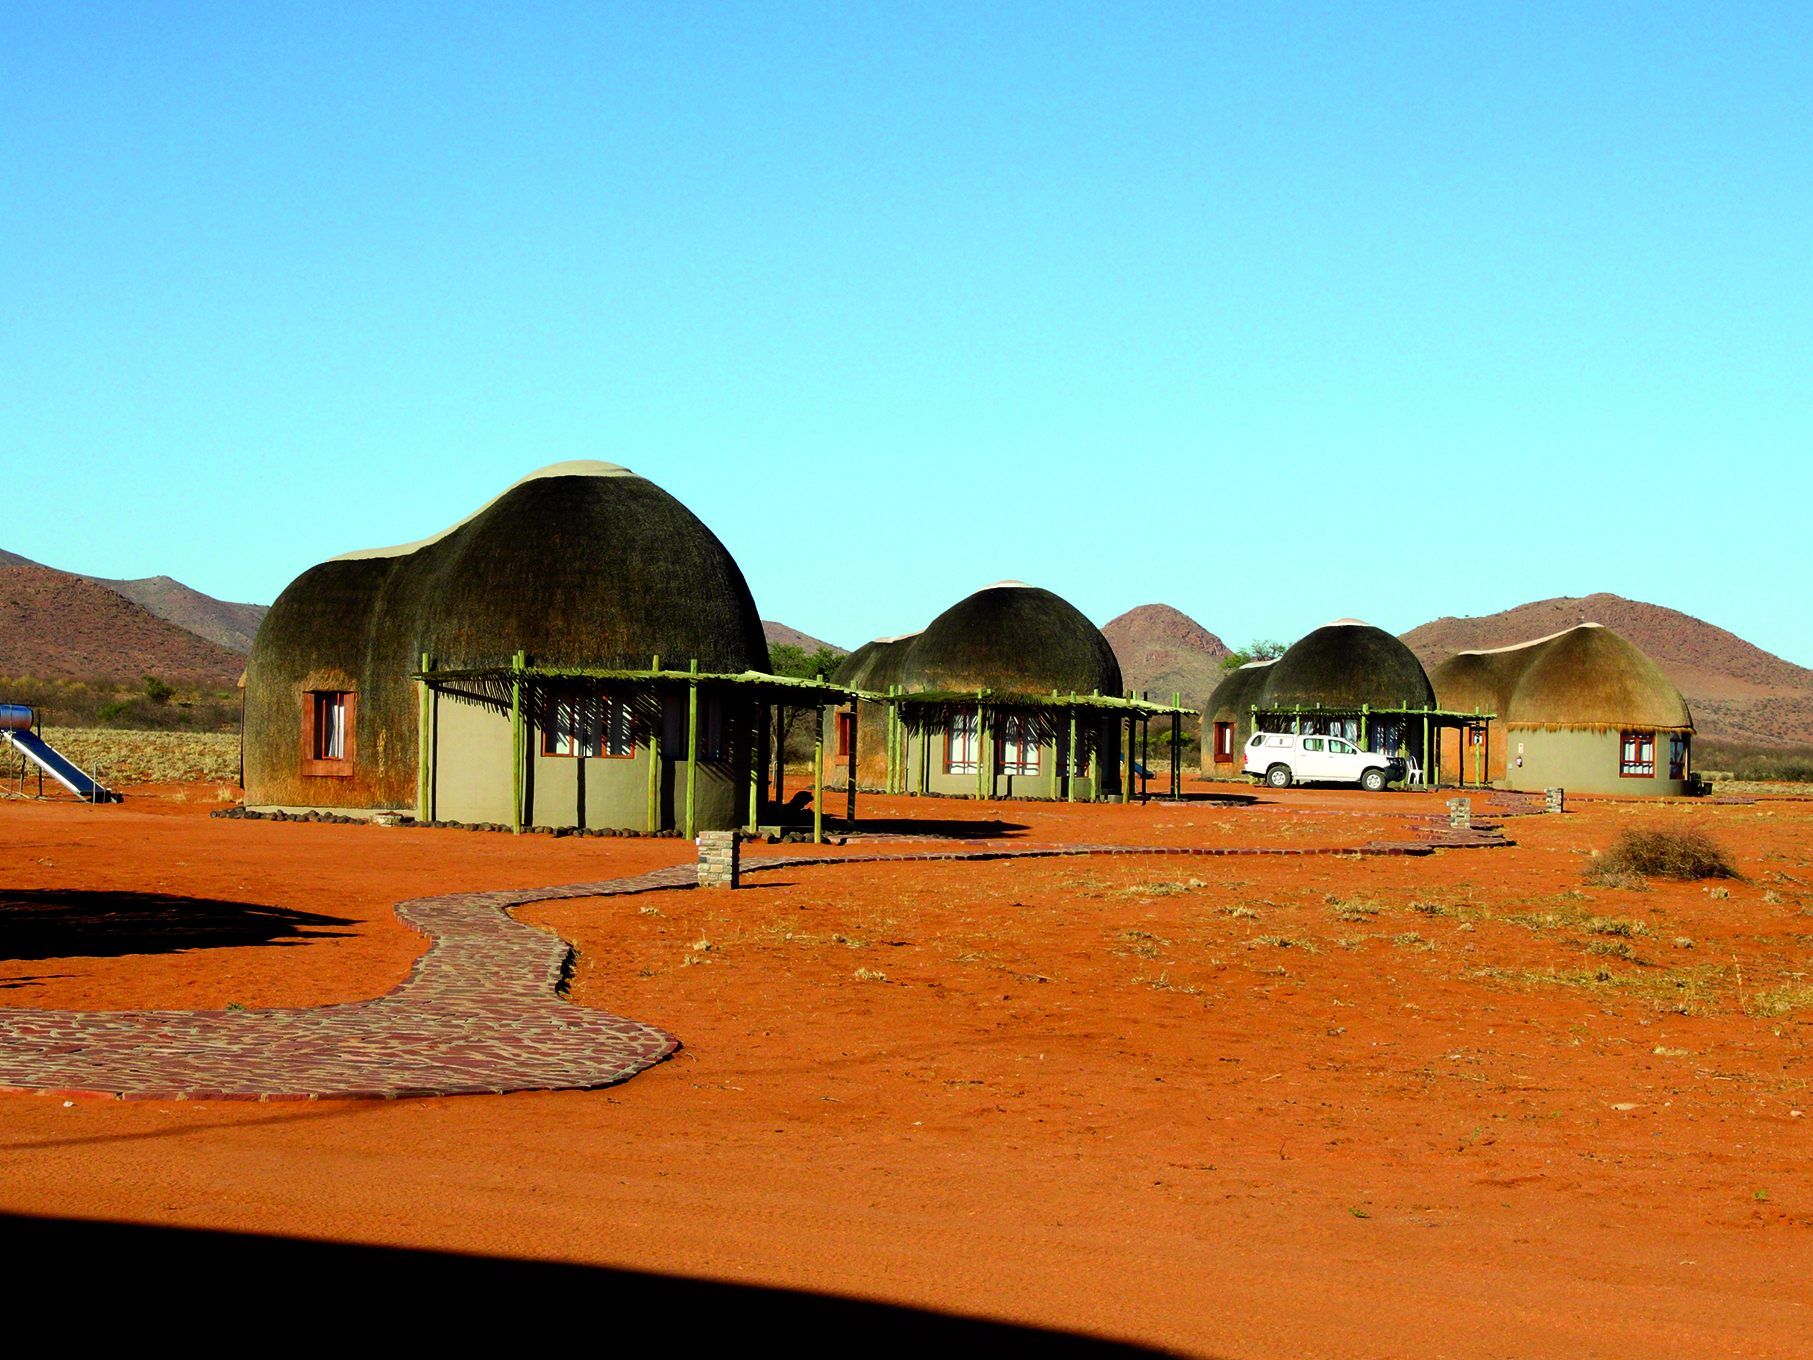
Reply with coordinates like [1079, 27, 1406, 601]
[1503, 725, 1691, 797]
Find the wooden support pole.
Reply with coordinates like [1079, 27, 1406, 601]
[887, 687, 898, 794]
[1171, 693, 1182, 799]
[417, 651, 430, 822]
[975, 695, 986, 800]
[509, 648, 525, 834]
[812, 717, 824, 844]
[647, 654, 661, 833]
[747, 699, 761, 831]
[1067, 704, 1078, 803]
[1120, 708, 1131, 805]
[684, 659, 699, 841]
[1421, 706, 1431, 790]
[845, 703, 857, 824]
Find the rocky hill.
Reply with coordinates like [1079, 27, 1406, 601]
[763, 621, 845, 657]
[1102, 604, 1231, 709]
[88, 575, 267, 653]
[0, 565, 246, 688]
[1402, 594, 1813, 745]
[1, 547, 267, 654]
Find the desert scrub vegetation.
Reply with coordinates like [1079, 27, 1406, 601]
[1587, 827, 1739, 886]
[0, 673, 241, 732]
[12, 727, 240, 785]
[1470, 962, 1727, 1015]
[1693, 739, 1813, 784]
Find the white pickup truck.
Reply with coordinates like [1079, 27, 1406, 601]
[1243, 732, 1405, 791]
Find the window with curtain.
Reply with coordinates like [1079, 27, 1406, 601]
[1620, 730, 1656, 777]
[545, 696, 634, 758]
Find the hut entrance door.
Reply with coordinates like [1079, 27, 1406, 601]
[1212, 722, 1234, 764]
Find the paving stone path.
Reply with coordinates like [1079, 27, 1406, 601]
[0, 818, 1508, 1103]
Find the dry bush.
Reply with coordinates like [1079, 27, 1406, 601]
[15, 727, 242, 786]
[1588, 827, 1738, 885]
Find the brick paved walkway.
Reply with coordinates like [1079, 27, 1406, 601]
[0, 819, 1510, 1103]
[0, 867, 695, 1102]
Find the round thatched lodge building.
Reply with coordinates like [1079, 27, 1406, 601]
[1430, 624, 1695, 795]
[829, 582, 1192, 801]
[1203, 619, 1487, 786]
[244, 462, 856, 834]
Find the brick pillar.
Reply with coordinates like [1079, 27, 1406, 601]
[1545, 786, 1565, 814]
[1446, 797, 1472, 829]
[696, 830, 740, 889]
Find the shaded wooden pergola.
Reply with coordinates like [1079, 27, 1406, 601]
[874, 686, 1199, 802]
[413, 652, 871, 841]
[1250, 702, 1498, 788]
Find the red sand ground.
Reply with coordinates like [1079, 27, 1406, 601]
[1, 782, 1809, 1356]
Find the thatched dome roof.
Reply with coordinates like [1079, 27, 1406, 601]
[1428, 647, 1525, 719]
[832, 634, 917, 694]
[1258, 619, 1435, 712]
[245, 462, 768, 807]
[895, 582, 1122, 699]
[1205, 660, 1273, 724]
[1445, 624, 1691, 729]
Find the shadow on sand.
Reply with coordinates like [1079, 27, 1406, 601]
[839, 817, 1032, 840]
[1, 1212, 1184, 1353]
[0, 889, 354, 962]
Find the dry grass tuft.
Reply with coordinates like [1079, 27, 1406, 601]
[1588, 827, 1739, 885]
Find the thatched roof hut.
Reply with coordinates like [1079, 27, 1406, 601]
[1258, 619, 1435, 713]
[895, 582, 1123, 701]
[1430, 624, 1692, 793]
[245, 461, 770, 810]
[1205, 660, 1273, 728]
[1433, 624, 1691, 731]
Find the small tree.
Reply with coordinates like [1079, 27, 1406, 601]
[767, 643, 847, 788]
[1220, 639, 1286, 671]
[142, 674, 174, 705]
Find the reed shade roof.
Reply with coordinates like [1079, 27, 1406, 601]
[1258, 621, 1436, 713]
[244, 463, 770, 808]
[1205, 661, 1273, 725]
[893, 584, 1123, 703]
[1434, 624, 1691, 730]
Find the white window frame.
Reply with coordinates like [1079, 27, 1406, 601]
[946, 712, 979, 775]
[1000, 713, 1039, 776]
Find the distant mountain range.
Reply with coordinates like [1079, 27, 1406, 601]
[5, 544, 1805, 744]
[0, 548, 267, 654]
[0, 564, 245, 688]
[1401, 594, 1813, 747]
[1103, 595, 1812, 745]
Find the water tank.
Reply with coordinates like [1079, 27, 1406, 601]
[0, 704, 33, 731]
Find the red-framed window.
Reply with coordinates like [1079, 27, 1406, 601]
[945, 712, 979, 774]
[1669, 733, 1689, 780]
[1000, 713, 1038, 776]
[301, 690, 355, 778]
[544, 695, 635, 758]
[835, 710, 854, 758]
[1619, 730, 1656, 778]
[1212, 721, 1234, 761]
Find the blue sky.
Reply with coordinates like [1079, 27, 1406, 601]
[3, 3, 1808, 663]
